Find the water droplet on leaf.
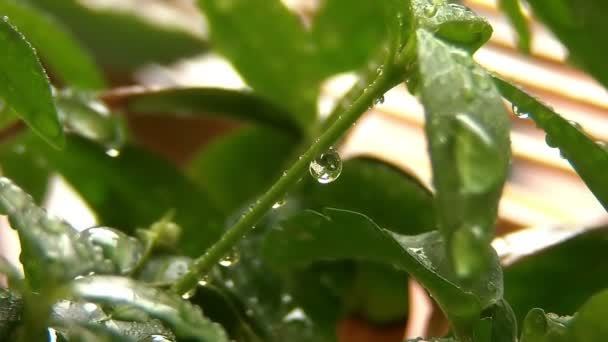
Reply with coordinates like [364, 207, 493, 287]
[545, 134, 558, 148]
[374, 95, 385, 106]
[181, 288, 196, 300]
[105, 148, 120, 157]
[77, 227, 143, 274]
[511, 104, 529, 119]
[272, 199, 285, 209]
[219, 250, 239, 267]
[309, 149, 342, 184]
[142, 335, 174, 342]
[423, 3, 437, 16]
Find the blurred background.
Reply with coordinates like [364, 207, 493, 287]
[1, 0, 607, 340]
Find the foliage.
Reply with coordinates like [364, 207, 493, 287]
[0, 0, 607, 341]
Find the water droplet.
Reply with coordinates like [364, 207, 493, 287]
[181, 288, 196, 299]
[309, 149, 342, 184]
[225, 279, 235, 288]
[281, 293, 293, 304]
[272, 199, 285, 209]
[376, 66, 384, 76]
[423, 3, 437, 16]
[142, 335, 174, 342]
[545, 134, 558, 148]
[219, 250, 239, 267]
[282, 307, 309, 323]
[568, 120, 583, 131]
[77, 227, 143, 274]
[374, 95, 385, 106]
[197, 275, 210, 286]
[105, 148, 120, 157]
[511, 104, 529, 119]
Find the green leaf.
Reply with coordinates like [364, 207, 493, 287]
[416, 29, 510, 279]
[108, 87, 302, 137]
[525, 0, 608, 88]
[0, 177, 109, 288]
[29, 0, 207, 73]
[11, 133, 224, 257]
[301, 157, 435, 235]
[411, 0, 493, 52]
[196, 0, 318, 127]
[0, 0, 105, 89]
[498, 0, 531, 53]
[311, 0, 386, 75]
[0, 17, 64, 148]
[566, 289, 608, 342]
[191, 284, 267, 342]
[494, 76, 608, 212]
[483, 299, 518, 342]
[263, 208, 503, 333]
[70, 276, 229, 342]
[188, 126, 298, 213]
[519, 308, 570, 342]
[0, 139, 49, 203]
[503, 225, 608, 323]
[295, 157, 436, 323]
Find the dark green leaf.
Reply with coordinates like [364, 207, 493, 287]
[503, 225, 608, 323]
[263, 208, 503, 332]
[0, 0, 105, 89]
[196, 0, 318, 127]
[526, 0, 608, 88]
[11, 133, 224, 257]
[416, 29, 510, 279]
[0, 17, 63, 148]
[311, 0, 386, 75]
[29, 0, 208, 73]
[483, 299, 518, 342]
[188, 126, 298, 213]
[494, 76, 608, 212]
[498, 0, 531, 53]
[411, 0, 493, 52]
[70, 276, 229, 342]
[566, 289, 608, 342]
[0, 139, 49, 203]
[108, 87, 302, 137]
[301, 157, 435, 235]
[0, 177, 110, 288]
[191, 284, 267, 342]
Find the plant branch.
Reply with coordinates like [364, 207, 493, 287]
[171, 65, 400, 295]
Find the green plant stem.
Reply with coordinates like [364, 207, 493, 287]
[171, 66, 398, 295]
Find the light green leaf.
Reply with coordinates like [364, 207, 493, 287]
[0, 0, 105, 89]
[498, 0, 531, 53]
[0, 177, 109, 288]
[70, 276, 229, 342]
[494, 76, 608, 211]
[0, 17, 64, 148]
[416, 29, 510, 279]
[263, 208, 503, 334]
